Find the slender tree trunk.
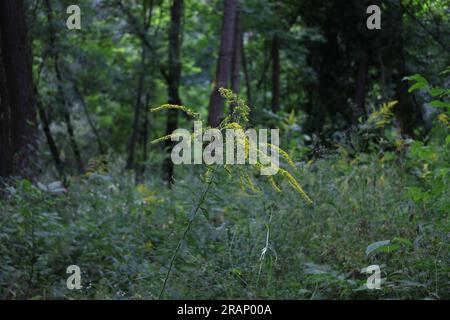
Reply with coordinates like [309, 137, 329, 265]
[241, 33, 252, 107]
[271, 35, 280, 113]
[45, 0, 84, 173]
[32, 16, 64, 179]
[72, 81, 106, 155]
[36, 91, 64, 178]
[391, 1, 425, 137]
[137, 92, 151, 182]
[231, 11, 241, 94]
[55, 61, 84, 173]
[208, 0, 237, 127]
[0, 0, 37, 179]
[352, 48, 369, 126]
[126, 45, 146, 171]
[62, 107, 84, 173]
[229, 11, 241, 114]
[163, 0, 184, 185]
[126, 0, 153, 172]
[256, 41, 270, 92]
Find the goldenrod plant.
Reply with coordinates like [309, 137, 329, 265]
[150, 88, 312, 298]
[150, 88, 312, 203]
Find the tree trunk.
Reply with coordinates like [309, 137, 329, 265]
[231, 11, 241, 94]
[54, 58, 84, 173]
[45, 0, 84, 173]
[256, 41, 270, 92]
[137, 93, 151, 182]
[0, 44, 12, 179]
[0, 0, 37, 179]
[391, 1, 425, 137]
[352, 48, 369, 126]
[36, 91, 64, 178]
[125, 0, 153, 172]
[240, 32, 252, 107]
[71, 80, 106, 155]
[126, 45, 146, 171]
[163, 0, 184, 185]
[208, 0, 237, 127]
[271, 35, 280, 113]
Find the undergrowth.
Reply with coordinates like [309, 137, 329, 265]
[0, 86, 448, 300]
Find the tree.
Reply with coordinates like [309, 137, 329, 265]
[124, 0, 154, 172]
[0, 43, 11, 178]
[389, 0, 425, 137]
[271, 34, 280, 113]
[44, 0, 84, 174]
[231, 11, 241, 94]
[351, 0, 374, 126]
[208, 0, 237, 127]
[240, 31, 252, 107]
[162, 0, 184, 185]
[0, 0, 37, 179]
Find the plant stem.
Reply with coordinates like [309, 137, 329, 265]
[158, 169, 215, 299]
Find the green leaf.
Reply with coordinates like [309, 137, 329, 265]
[392, 237, 413, 247]
[366, 240, 391, 255]
[440, 67, 450, 75]
[430, 88, 446, 97]
[200, 207, 210, 220]
[404, 74, 428, 84]
[408, 82, 427, 93]
[405, 74, 429, 93]
[445, 135, 450, 145]
[429, 100, 450, 108]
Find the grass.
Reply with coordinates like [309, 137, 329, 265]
[0, 147, 448, 299]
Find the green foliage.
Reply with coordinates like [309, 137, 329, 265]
[2, 125, 449, 300]
[2, 0, 448, 301]
[400, 70, 449, 213]
[406, 72, 450, 111]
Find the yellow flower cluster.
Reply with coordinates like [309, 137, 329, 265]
[150, 88, 313, 205]
[150, 104, 200, 119]
[85, 154, 108, 176]
[366, 100, 398, 128]
[278, 169, 313, 204]
[436, 113, 448, 126]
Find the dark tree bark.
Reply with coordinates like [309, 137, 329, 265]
[163, 0, 184, 185]
[62, 106, 84, 174]
[350, 0, 375, 127]
[208, 0, 237, 127]
[36, 91, 64, 178]
[271, 35, 280, 113]
[0, 0, 37, 179]
[0, 44, 12, 179]
[352, 48, 369, 126]
[390, 2, 425, 137]
[31, 7, 64, 179]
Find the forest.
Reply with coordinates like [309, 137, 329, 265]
[0, 0, 449, 300]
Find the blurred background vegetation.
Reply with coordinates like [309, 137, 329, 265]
[0, 0, 448, 299]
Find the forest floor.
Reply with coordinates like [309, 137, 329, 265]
[1, 148, 448, 300]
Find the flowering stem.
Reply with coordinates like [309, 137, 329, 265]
[158, 169, 215, 299]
